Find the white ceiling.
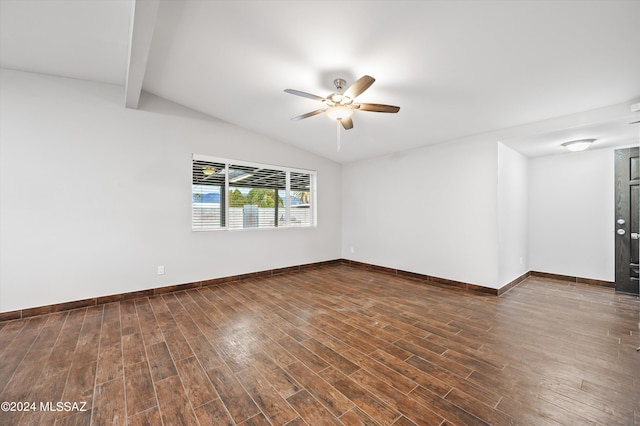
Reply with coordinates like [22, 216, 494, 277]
[2, 0, 639, 163]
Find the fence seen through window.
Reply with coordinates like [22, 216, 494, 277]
[192, 155, 316, 230]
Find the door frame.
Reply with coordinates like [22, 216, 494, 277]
[614, 147, 639, 295]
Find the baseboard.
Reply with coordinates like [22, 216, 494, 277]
[0, 260, 613, 322]
[339, 259, 528, 296]
[0, 259, 342, 322]
[498, 271, 532, 295]
[530, 271, 615, 287]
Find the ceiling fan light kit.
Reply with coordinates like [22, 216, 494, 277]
[326, 105, 353, 120]
[284, 75, 400, 131]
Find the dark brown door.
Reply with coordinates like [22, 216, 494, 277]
[615, 147, 639, 295]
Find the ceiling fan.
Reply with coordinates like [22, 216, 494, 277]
[284, 75, 400, 130]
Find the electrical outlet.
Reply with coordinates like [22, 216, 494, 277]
[157, 265, 165, 275]
[350, 247, 355, 254]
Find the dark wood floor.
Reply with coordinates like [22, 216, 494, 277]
[0, 264, 638, 425]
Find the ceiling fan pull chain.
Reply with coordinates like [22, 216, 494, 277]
[337, 121, 341, 152]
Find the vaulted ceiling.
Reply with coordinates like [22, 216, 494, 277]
[2, 0, 639, 162]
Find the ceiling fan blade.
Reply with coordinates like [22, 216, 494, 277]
[291, 109, 326, 121]
[356, 103, 400, 113]
[630, 120, 640, 124]
[344, 75, 375, 99]
[284, 89, 326, 102]
[340, 116, 354, 130]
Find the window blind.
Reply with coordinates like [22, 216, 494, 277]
[192, 155, 316, 231]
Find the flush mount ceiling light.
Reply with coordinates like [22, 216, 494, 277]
[202, 166, 216, 175]
[562, 139, 596, 152]
[284, 75, 400, 130]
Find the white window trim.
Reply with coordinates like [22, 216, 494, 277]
[192, 154, 317, 231]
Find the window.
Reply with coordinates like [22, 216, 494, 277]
[290, 172, 312, 227]
[192, 155, 316, 231]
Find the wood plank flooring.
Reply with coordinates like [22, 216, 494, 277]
[0, 264, 638, 425]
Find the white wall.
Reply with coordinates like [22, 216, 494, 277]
[341, 136, 615, 289]
[529, 149, 614, 281]
[0, 69, 342, 312]
[1, 69, 625, 313]
[341, 137, 500, 288]
[497, 143, 529, 286]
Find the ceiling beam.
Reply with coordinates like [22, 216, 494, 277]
[124, 0, 160, 109]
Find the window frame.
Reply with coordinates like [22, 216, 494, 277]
[192, 154, 317, 231]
